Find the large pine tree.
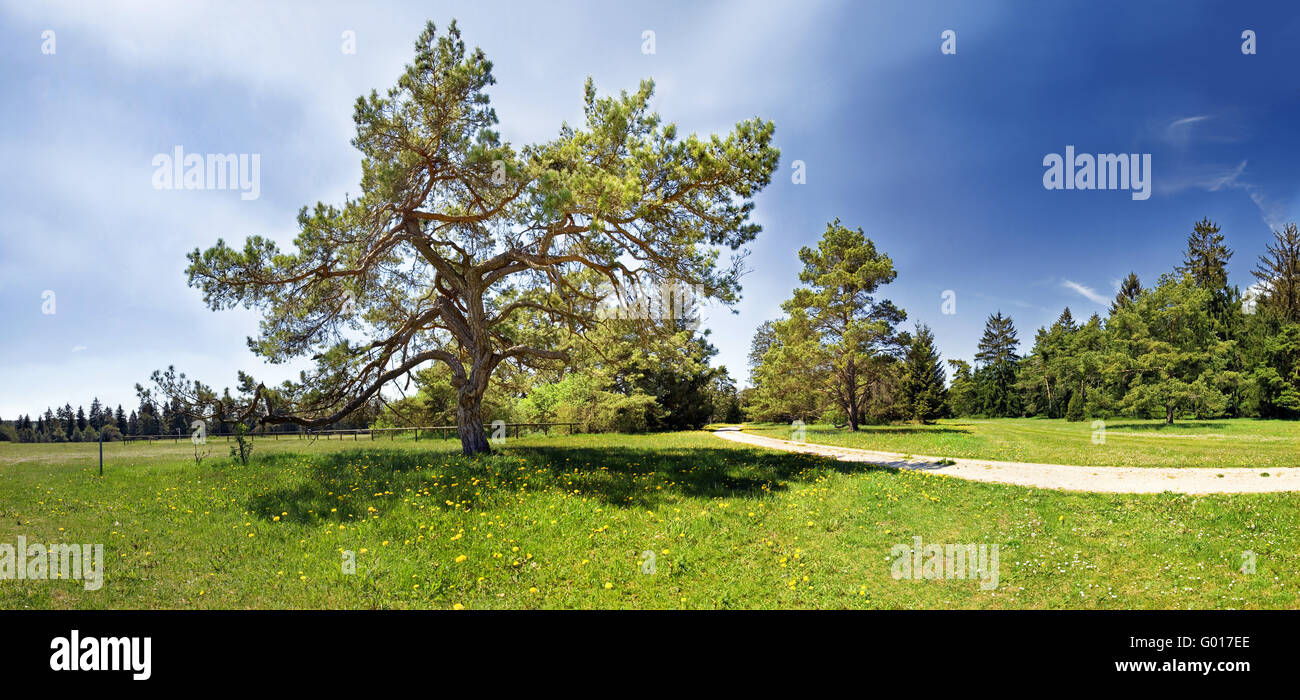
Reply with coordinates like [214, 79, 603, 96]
[153, 21, 779, 455]
[782, 219, 906, 430]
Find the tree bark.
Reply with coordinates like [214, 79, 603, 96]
[456, 388, 491, 455]
[1165, 405, 1175, 425]
[846, 359, 860, 431]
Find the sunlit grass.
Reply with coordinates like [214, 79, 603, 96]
[0, 430, 1296, 609]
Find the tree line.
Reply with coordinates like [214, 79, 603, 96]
[746, 218, 1300, 426]
[0, 395, 377, 444]
[3, 319, 745, 444]
[2, 398, 145, 443]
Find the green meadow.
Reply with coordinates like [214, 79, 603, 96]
[743, 418, 1300, 469]
[1, 428, 1297, 609]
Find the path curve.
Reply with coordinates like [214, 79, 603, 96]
[711, 428, 1300, 494]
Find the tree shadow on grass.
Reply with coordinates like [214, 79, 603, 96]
[243, 442, 888, 523]
[1102, 422, 1229, 431]
[807, 426, 972, 436]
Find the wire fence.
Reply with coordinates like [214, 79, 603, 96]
[115, 422, 581, 445]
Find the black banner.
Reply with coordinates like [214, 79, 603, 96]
[0, 610, 1290, 687]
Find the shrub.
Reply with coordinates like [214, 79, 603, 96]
[516, 375, 664, 434]
[230, 423, 254, 465]
[597, 393, 661, 433]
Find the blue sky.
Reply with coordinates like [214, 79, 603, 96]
[2, 0, 1298, 418]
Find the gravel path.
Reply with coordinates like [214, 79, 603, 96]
[711, 428, 1300, 494]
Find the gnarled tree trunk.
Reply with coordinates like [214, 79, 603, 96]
[456, 388, 491, 455]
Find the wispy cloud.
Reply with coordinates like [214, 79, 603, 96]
[1159, 159, 1247, 194]
[1061, 279, 1109, 306]
[1164, 114, 1211, 143]
[1159, 159, 1289, 230]
[1159, 112, 1248, 145]
[71, 345, 87, 353]
[1168, 115, 1210, 128]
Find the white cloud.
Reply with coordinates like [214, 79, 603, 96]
[1159, 159, 1291, 230]
[1159, 160, 1247, 194]
[1061, 279, 1109, 306]
[1164, 114, 1211, 143]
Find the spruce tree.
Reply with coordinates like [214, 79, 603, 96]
[59, 404, 75, 436]
[974, 311, 1021, 417]
[975, 312, 1020, 366]
[1177, 218, 1234, 323]
[1252, 222, 1300, 323]
[899, 323, 947, 423]
[1111, 272, 1141, 313]
[1177, 218, 1232, 290]
[89, 398, 104, 430]
[1055, 307, 1076, 332]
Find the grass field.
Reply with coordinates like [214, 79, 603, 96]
[743, 418, 1300, 469]
[0, 429, 1297, 609]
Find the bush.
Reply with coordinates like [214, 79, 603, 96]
[99, 424, 123, 442]
[819, 408, 847, 426]
[597, 393, 661, 433]
[230, 423, 254, 465]
[516, 375, 664, 434]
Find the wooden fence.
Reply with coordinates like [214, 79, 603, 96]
[116, 422, 580, 445]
